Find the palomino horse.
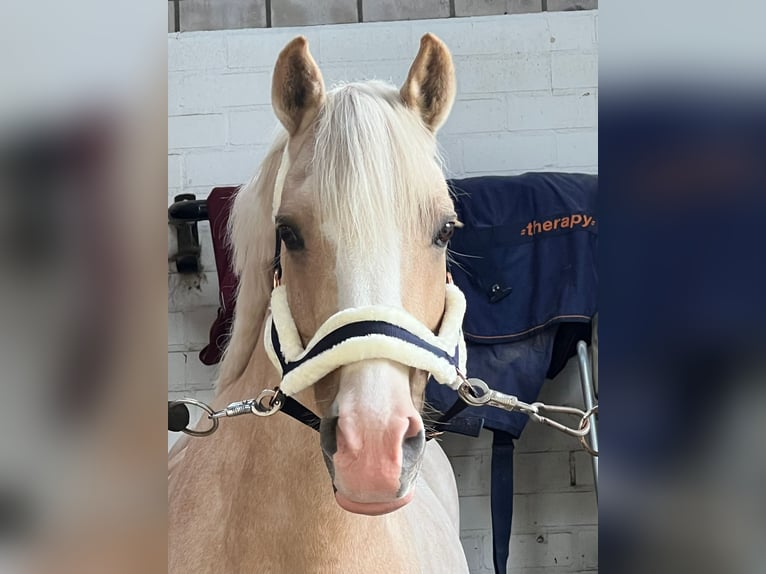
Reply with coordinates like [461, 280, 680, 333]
[169, 34, 470, 573]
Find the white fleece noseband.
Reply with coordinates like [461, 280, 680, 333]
[264, 283, 468, 396]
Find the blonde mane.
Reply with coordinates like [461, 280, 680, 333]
[219, 81, 448, 389]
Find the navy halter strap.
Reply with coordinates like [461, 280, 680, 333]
[269, 320, 460, 375]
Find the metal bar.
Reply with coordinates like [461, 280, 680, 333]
[576, 340, 598, 500]
[173, 0, 180, 33]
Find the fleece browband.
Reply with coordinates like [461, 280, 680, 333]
[264, 283, 468, 396]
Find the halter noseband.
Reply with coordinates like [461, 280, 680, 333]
[264, 280, 467, 396]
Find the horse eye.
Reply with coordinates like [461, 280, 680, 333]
[434, 221, 456, 247]
[277, 224, 304, 251]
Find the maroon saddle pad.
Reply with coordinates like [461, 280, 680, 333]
[198, 186, 239, 365]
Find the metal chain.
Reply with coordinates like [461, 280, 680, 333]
[456, 373, 598, 456]
[171, 389, 284, 437]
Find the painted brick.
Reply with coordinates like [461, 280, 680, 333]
[173, 71, 272, 114]
[168, 271, 220, 312]
[454, 0, 542, 17]
[462, 133, 556, 173]
[547, 12, 596, 51]
[168, 391, 186, 403]
[461, 531, 494, 573]
[439, 428, 493, 457]
[507, 531, 574, 569]
[450, 453, 492, 496]
[184, 147, 266, 187]
[506, 92, 596, 130]
[551, 52, 598, 89]
[168, 154, 182, 188]
[319, 24, 413, 63]
[412, 16, 551, 57]
[272, 0, 358, 27]
[168, 312, 185, 350]
[179, 0, 267, 32]
[594, 12, 598, 43]
[539, 358, 585, 406]
[228, 107, 280, 145]
[197, 222, 217, 272]
[437, 136, 466, 177]
[459, 495, 492, 532]
[168, 114, 226, 149]
[323, 60, 414, 87]
[555, 130, 598, 167]
[514, 451, 576, 494]
[185, 354, 219, 390]
[573, 450, 595, 488]
[183, 306, 219, 349]
[577, 527, 598, 569]
[226, 29, 322, 70]
[513, 450, 594, 492]
[513, 492, 597, 529]
[442, 97, 507, 135]
[168, 72, 182, 115]
[168, 226, 178, 272]
[362, 0, 450, 23]
[546, 0, 598, 11]
[168, 352, 186, 391]
[168, 35, 227, 71]
[456, 54, 550, 94]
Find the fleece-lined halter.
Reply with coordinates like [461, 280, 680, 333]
[264, 282, 467, 396]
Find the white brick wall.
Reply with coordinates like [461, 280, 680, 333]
[442, 359, 598, 574]
[168, 11, 598, 572]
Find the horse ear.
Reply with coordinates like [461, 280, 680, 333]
[272, 36, 325, 136]
[400, 34, 456, 133]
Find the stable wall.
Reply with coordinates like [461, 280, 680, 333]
[168, 11, 598, 573]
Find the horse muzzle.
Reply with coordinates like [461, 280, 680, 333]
[320, 409, 426, 516]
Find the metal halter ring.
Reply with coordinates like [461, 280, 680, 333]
[456, 377, 492, 406]
[250, 389, 284, 416]
[578, 405, 599, 457]
[172, 398, 219, 437]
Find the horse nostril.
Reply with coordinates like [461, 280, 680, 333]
[399, 428, 426, 497]
[319, 416, 338, 457]
[404, 415, 422, 440]
[319, 417, 338, 482]
[402, 428, 425, 463]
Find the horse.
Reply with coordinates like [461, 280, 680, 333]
[169, 33, 470, 573]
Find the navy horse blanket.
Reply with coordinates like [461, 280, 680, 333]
[427, 173, 598, 437]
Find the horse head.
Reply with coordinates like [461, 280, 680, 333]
[235, 34, 458, 516]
